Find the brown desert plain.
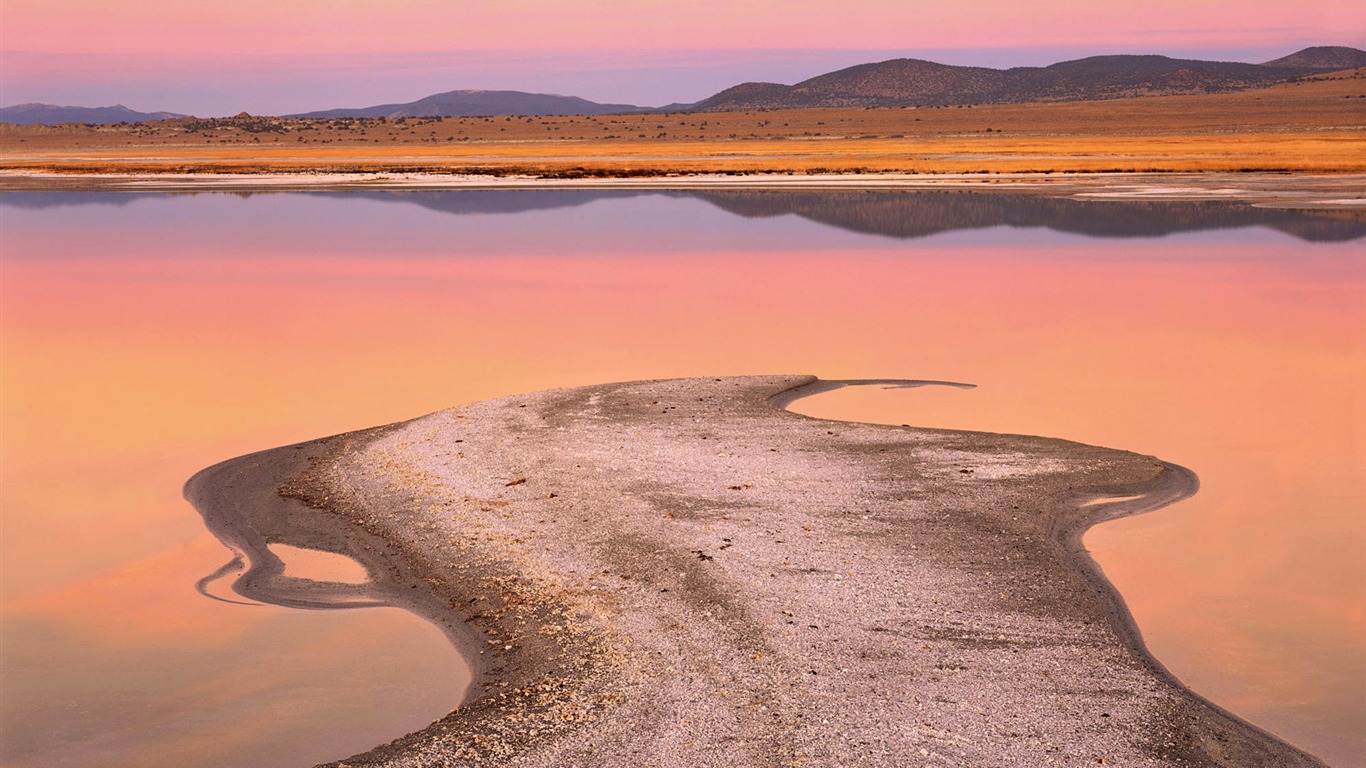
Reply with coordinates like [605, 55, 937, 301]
[1, 68, 1363, 180]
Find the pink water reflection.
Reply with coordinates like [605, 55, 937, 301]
[1, 192, 1360, 765]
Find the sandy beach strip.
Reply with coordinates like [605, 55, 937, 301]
[3, 169, 1364, 209]
[187, 375, 1325, 767]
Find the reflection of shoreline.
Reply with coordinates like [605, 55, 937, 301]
[183, 434, 479, 692]
[3, 178, 1361, 242]
[188, 375, 1327, 766]
[687, 189, 1365, 242]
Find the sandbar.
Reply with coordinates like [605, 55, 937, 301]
[186, 375, 1325, 766]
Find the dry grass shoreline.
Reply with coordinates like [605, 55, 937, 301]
[4, 70, 1362, 180]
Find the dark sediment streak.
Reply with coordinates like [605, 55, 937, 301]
[187, 375, 1326, 767]
[768, 378, 977, 410]
[184, 435, 488, 681]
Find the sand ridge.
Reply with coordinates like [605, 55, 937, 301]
[188, 376, 1326, 766]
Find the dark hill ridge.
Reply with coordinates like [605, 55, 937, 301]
[4, 46, 1361, 123]
[288, 89, 640, 119]
[0, 103, 186, 125]
[692, 46, 1366, 110]
[1262, 46, 1366, 69]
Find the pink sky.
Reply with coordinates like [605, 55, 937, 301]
[2, 0, 1363, 114]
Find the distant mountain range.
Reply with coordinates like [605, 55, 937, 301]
[0, 103, 187, 125]
[288, 90, 641, 119]
[4, 46, 1363, 124]
[691, 46, 1366, 110]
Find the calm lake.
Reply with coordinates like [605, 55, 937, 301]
[1, 189, 1361, 767]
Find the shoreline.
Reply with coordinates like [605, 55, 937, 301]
[184, 432, 489, 691]
[3, 169, 1365, 209]
[188, 375, 1326, 766]
[780, 383, 1307, 766]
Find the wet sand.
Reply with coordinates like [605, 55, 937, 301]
[188, 375, 1325, 766]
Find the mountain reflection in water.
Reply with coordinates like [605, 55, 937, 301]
[6, 187, 1363, 242]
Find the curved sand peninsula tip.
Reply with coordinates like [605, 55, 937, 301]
[187, 375, 1325, 767]
[768, 377, 978, 410]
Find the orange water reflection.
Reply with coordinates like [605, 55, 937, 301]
[1, 192, 1361, 765]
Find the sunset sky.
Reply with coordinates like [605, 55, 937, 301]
[2, 0, 1363, 115]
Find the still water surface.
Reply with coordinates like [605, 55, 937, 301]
[1, 190, 1361, 766]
